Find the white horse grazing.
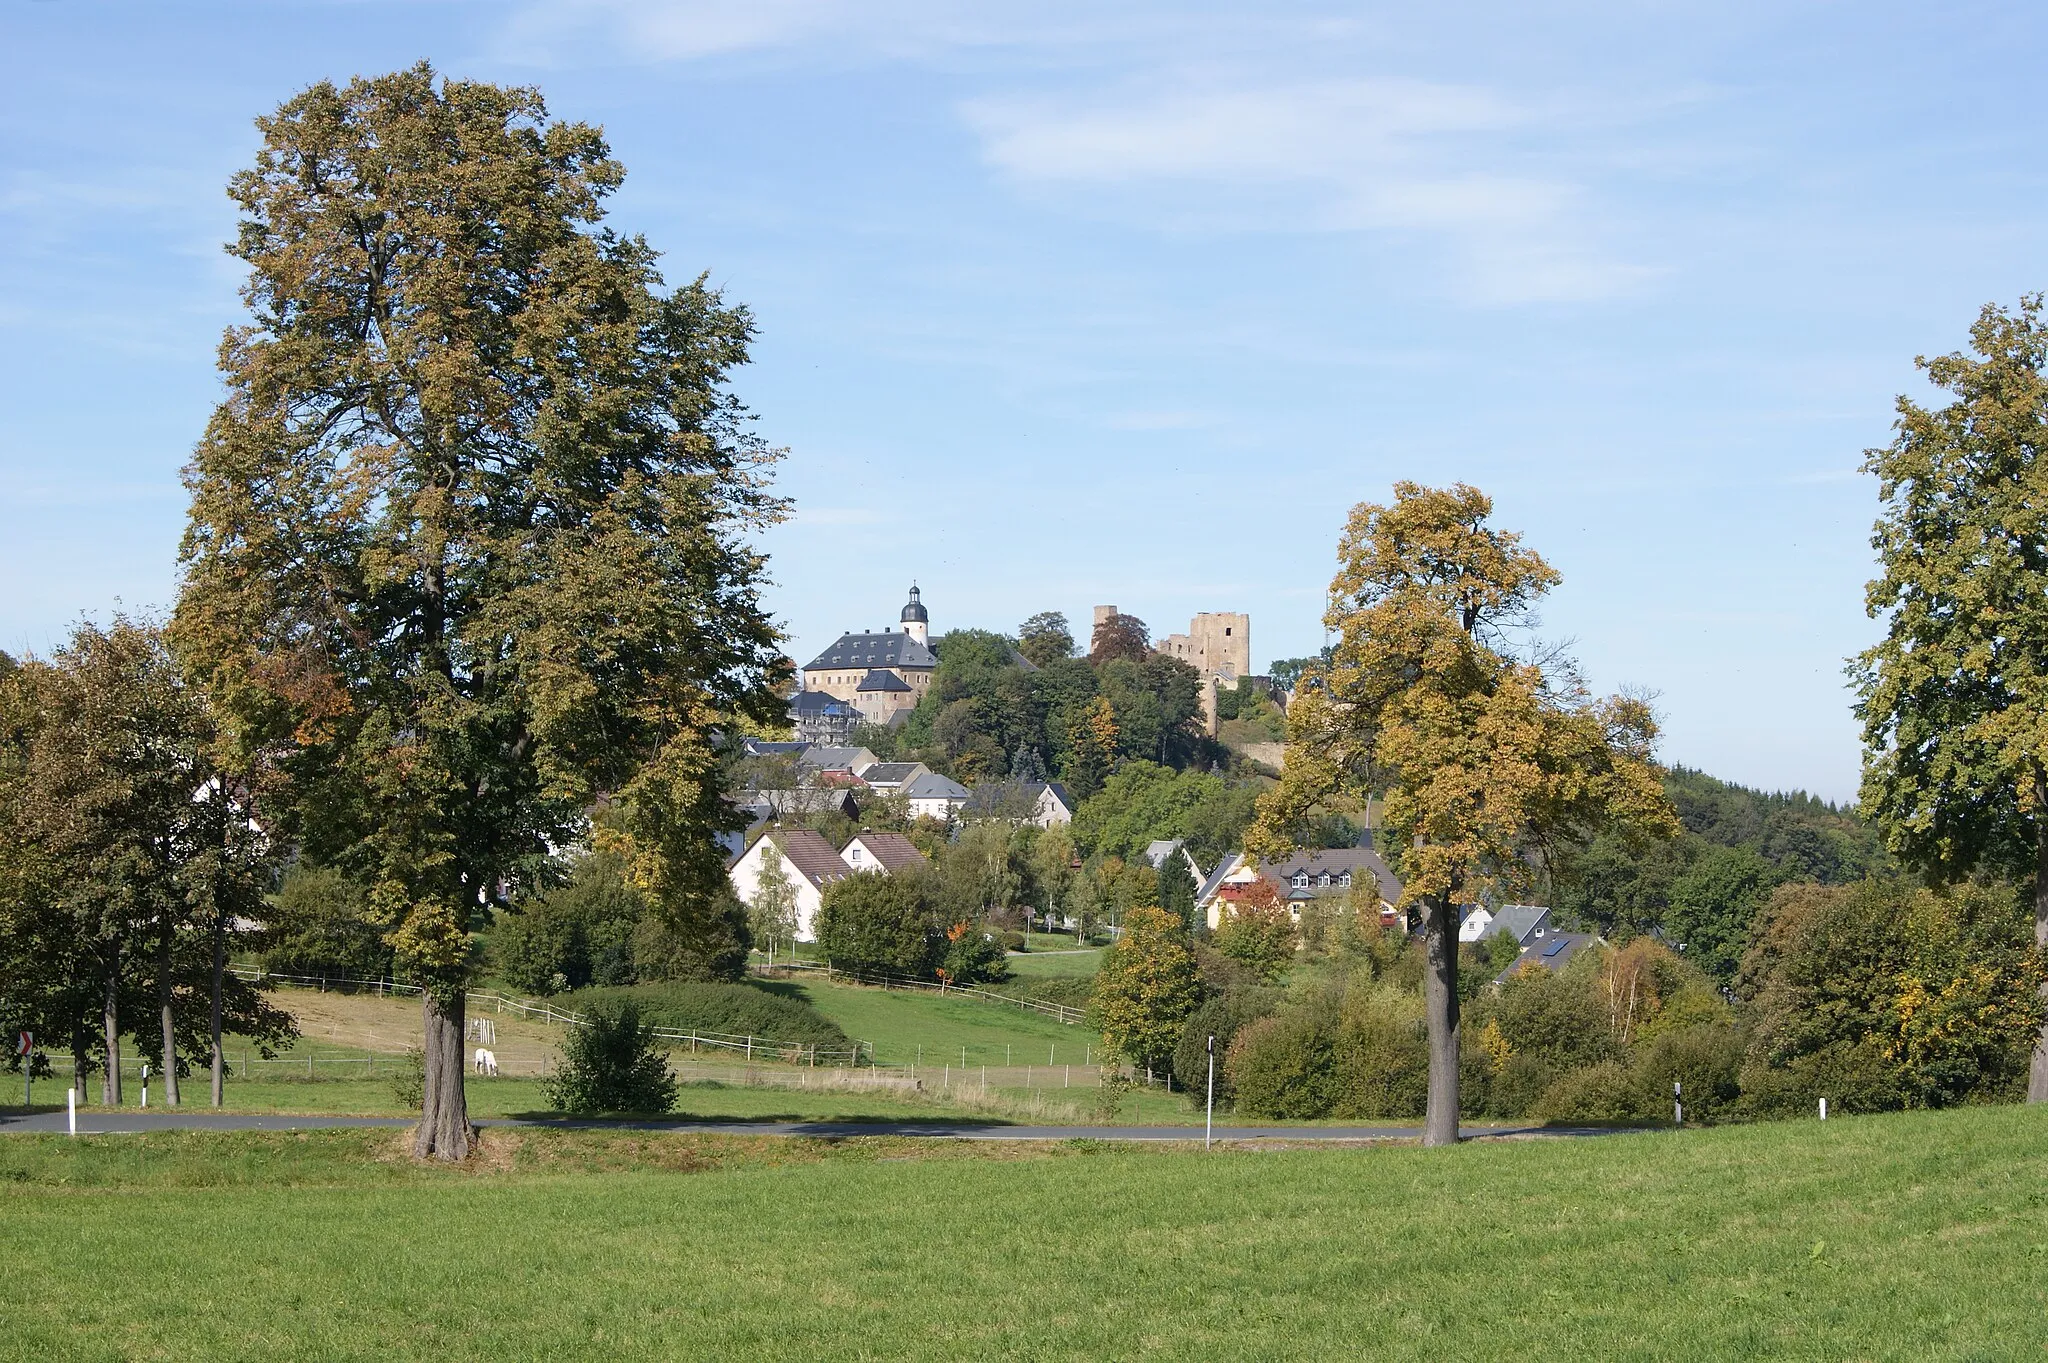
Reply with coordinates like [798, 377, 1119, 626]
[472, 1047, 498, 1076]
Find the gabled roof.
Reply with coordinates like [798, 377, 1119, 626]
[744, 738, 811, 755]
[856, 668, 913, 693]
[1143, 839, 1184, 870]
[1196, 852, 1247, 906]
[1259, 847, 1403, 905]
[798, 745, 877, 772]
[760, 827, 855, 892]
[1484, 904, 1552, 946]
[1037, 781, 1074, 811]
[1496, 931, 1599, 985]
[789, 691, 856, 718]
[841, 832, 928, 874]
[803, 631, 938, 673]
[905, 771, 971, 801]
[858, 762, 926, 787]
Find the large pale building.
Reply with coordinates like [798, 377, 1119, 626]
[797, 587, 937, 729]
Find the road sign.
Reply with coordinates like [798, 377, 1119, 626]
[15, 1031, 28, 1056]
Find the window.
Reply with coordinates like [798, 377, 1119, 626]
[1292, 872, 1309, 889]
[1339, 873, 1352, 887]
[1317, 873, 1331, 887]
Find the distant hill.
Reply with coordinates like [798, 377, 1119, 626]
[1663, 766, 1888, 884]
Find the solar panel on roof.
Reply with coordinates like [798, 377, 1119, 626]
[1542, 939, 1569, 958]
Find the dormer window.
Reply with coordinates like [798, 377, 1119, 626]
[1292, 872, 1310, 889]
[1338, 873, 1352, 887]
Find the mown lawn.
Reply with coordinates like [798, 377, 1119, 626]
[782, 976, 1096, 1067]
[7, 1106, 2048, 1359]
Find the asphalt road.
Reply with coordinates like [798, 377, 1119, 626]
[0, 1109, 1620, 1142]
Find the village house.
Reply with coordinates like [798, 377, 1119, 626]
[962, 779, 1075, 827]
[1198, 847, 1405, 931]
[840, 831, 929, 875]
[725, 827, 854, 942]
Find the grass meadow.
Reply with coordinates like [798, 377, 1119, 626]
[7, 1105, 2048, 1359]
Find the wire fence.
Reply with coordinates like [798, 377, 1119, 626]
[231, 967, 871, 1067]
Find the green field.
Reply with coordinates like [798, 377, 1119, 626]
[775, 976, 1096, 1068]
[6, 1105, 2048, 1358]
[1005, 945, 1104, 977]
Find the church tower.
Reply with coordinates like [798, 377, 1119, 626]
[900, 585, 929, 646]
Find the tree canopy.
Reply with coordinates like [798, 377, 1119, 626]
[169, 65, 787, 1157]
[1851, 295, 2048, 1099]
[1250, 482, 1676, 1144]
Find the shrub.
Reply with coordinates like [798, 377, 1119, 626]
[1226, 1009, 1340, 1118]
[542, 1001, 678, 1115]
[816, 871, 941, 978]
[391, 1047, 425, 1111]
[1170, 987, 1281, 1101]
[1213, 880, 1297, 980]
[562, 981, 850, 1052]
[939, 923, 1011, 986]
[1530, 1061, 1654, 1124]
[998, 930, 1027, 953]
[1332, 989, 1428, 1120]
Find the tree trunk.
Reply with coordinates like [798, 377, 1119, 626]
[101, 962, 121, 1108]
[158, 921, 180, 1107]
[1422, 894, 1461, 1147]
[210, 912, 227, 1107]
[413, 989, 474, 1161]
[71, 1030, 90, 1103]
[2029, 812, 2048, 1103]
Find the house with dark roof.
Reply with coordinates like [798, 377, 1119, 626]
[857, 762, 929, 796]
[789, 690, 860, 745]
[1199, 847, 1405, 931]
[1496, 931, 1600, 984]
[727, 827, 856, 941]
[840, 831, 929, 876]
[905, 770, 972, 821]
[1459, 903, 1554, 947]
[796, 587, 939, 729]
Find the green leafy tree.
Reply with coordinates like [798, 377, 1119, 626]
[815, 871, 940, 977]
[542, 1001, 678, 1115]
[1250, 483, 1677, 1145]
[170, 68, 787, 1158]
[1063, 697, 1118, 800]
[1018, 611, 1075, 668]
[745, 851, 800, 961]
[0, 620, 291, 1108]
[496, 853, 646, 994]
[1090, 905, 1200, 1073]
[1213, 880, 1296, 979]
[1157, 849, 1199, 933]
[1663, 844, 1782, 986]
[1852, 296, 2048, 1100]
[263, 865, 393, 980]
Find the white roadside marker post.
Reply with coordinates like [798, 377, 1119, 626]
[140, 1062, 150, 1109]
[1674, 1079, 1683, 1128]
[1819, 1097, 1828, 1122]
[67, 1087, 76, 1136]
[1205, 1035, 1216, 1152]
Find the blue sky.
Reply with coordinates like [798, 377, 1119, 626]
[5, 1, 2046, 802]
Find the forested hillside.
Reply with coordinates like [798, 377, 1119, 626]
[1551, 767, 1890, 983]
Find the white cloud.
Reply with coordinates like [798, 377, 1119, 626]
[966, 79, 1655, 305]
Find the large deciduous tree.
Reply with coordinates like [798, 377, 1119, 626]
[1852, 295, 2048, 1102]
[171, 66, 788, 1158]
[1249, 483, 1675, 1145]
